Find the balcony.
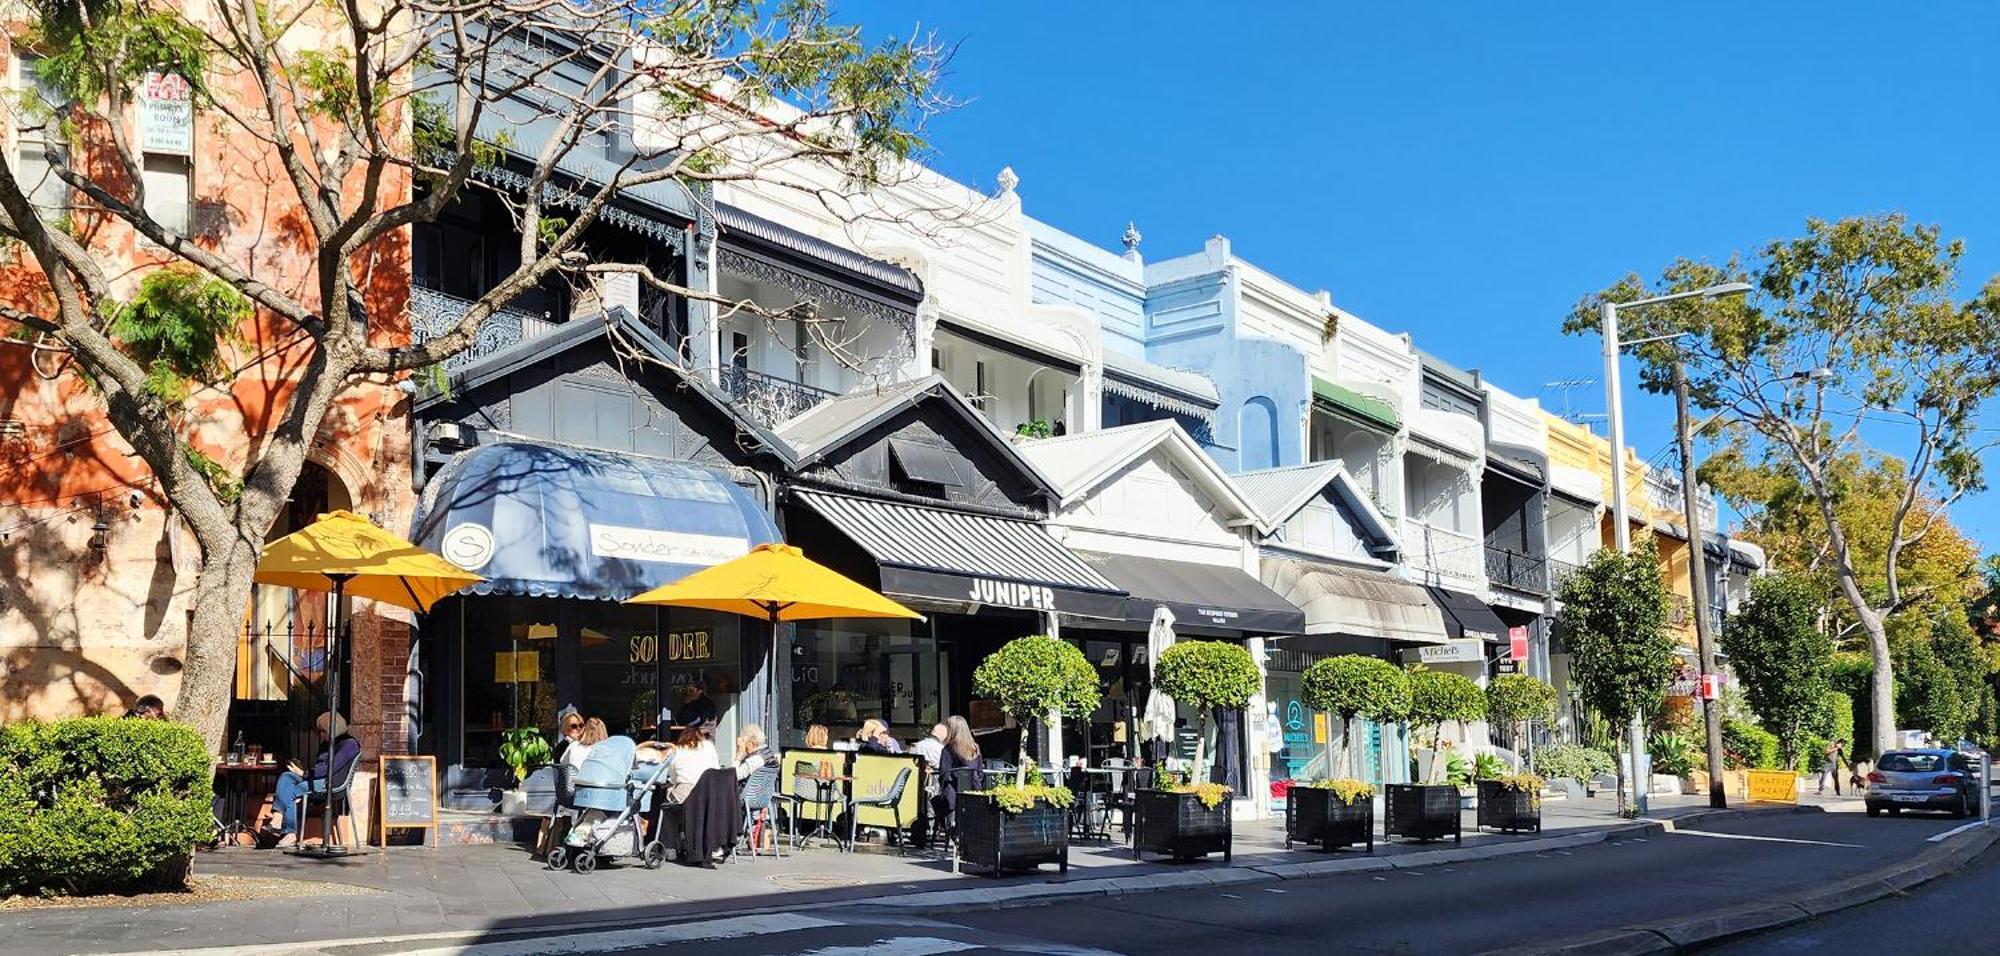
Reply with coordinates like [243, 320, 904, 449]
[1485, 546, 1548, 596]
[1548, 557, 1582, 593]
[720, 365, 838, 429]
[1408, 520, 1483, 588]
[410, 286, 559, 376]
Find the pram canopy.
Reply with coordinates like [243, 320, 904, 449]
[572, 736, 638, 813]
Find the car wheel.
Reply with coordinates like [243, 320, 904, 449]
[1866, 805, 1881, 818]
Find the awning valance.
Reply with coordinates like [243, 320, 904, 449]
[793, 489, 1126, 618]
[1077, 551, 1305, 635]
[1102, 351, 1219, 423]
[1311, 377, 1400, 432]
[1260, 557, 1449, 645]
[1426, 586, 1508, 644]
[412, 442, 781, 601]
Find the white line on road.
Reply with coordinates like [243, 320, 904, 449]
[1669, 828, 1864, 849]
[1927, 820, 1992, 843]
[394, 913, 845, 956]
[791, 938, 978, 956]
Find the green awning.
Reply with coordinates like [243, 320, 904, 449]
[1311, 377, 1400, 432]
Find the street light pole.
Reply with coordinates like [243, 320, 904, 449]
[1674, 357, 1727, 808]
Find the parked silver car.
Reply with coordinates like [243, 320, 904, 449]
[1864, 749, 1981, 818]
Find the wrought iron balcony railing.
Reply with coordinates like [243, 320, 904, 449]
[720, 365, 838, 429]
[1485, 545, 1549, 595]
[409, 286, 558, 376]
[1548, 557, 1583, 593]
[1407, 519, 1484, 588]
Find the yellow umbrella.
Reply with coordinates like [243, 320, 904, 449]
[254, 509, 482, 858]
[626, 543, 920, 729]
[255, 510, 484, 612]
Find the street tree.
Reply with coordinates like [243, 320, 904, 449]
[971, 635, 1100, 789]
[1485, 674, 1557, 765]
[1556, 542, 1676, 815]
[0, 0, 946, 748]
[1721, 573, 1834, 769]
[1565, 215, 2000, 756]
[1405, 667, 1485, 781]
[1153, 640, 1262, 787]
[1301, 655, 1411, 779]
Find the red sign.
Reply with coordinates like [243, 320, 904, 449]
[1698, 673, 1724, 701]
[1508, 626, 1530, 663]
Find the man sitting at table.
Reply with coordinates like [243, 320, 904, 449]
[259, 712, 360, 842]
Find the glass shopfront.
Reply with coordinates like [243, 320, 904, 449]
[788, 617, 933, 745]
[1265, 648, 1394, 804]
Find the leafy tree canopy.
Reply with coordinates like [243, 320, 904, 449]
[1154, 640, 1261, 711]
[1556, 542, 1677, 728]
[1406, 667, 1486, 737]
[1486, 674, 1558, 726]
[1301, 655, 1411, 724]
[972, 635, 1100, 724]
[1720, 573, 1834, 765]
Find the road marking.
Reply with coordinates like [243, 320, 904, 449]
[1927, 820, 1992, 843]
[1263, 887, 1288, 893]
[791, 939, 978, 956]
[1669, 828, 1863, 849]
[395, 913, 845, 956]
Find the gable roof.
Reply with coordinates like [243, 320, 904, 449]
[1233, 461, 1396, 551]
[775, 374, 1063, 497]
[412, 306, 796, 468]
[1015, 420, 1271, 533]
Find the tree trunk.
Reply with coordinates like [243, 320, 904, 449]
[1864, 609, 1895, 756]
[1191, 709, 1208, 787]
[1016, 725, 1030, 788]
[173, 535, 264, 752]
[1612, 741, 1629, 816]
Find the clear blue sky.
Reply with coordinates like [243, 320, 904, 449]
[847, 2, 2000, 549]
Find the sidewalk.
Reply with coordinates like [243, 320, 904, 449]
[0, 791, 1850, 956]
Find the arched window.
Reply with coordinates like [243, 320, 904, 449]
[1238, 396, 1280, 471]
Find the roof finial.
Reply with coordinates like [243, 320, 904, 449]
[996, 166, 1019, 196]
[1121, 221, 1142, 260]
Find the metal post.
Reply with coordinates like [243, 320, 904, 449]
[1675, 359, 1727, 808]
[1601, 301, 1648, 814]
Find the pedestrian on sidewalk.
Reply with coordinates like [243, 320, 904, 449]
[1817, 738, 1848, 795]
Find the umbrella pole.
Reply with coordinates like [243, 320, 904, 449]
[765, 608, 779, 743]
[316, 575, 349, 857]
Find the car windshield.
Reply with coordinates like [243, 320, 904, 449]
[1878, 753, 1944, 773]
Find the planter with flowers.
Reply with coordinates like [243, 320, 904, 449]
[1286, 779, 1375, 852]
[1385, 668, 1484, 845]
[1285, 655, 1413, 852]
[1476, 772, 1545, 833]
[957, 635, 1100, 876]
[1134, 640, 1261, 862]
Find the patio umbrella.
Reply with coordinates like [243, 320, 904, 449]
[1141, 605, 1179, 754]
[625, 543, 921, 731]
[255, 510, 484, 856]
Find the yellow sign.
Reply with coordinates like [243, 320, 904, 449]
[1312, 713, 1329, 745]
[1746, 769, 1798, 804]
[494, 650, 540, 683]
[629, 630, 714, 665]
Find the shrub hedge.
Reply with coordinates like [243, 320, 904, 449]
[1536, 744, 1615, 781]
[1722, 718, 1782, 770]
[0, 716, 214, 897]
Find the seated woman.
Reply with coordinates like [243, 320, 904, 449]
[735, 724, 776, 780]
[564, 718, 608, 769]
[261, 712, 359, 842]
[855, 718, 902, 755]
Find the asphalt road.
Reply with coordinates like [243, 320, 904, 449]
[1709, 841, 2000, 954]
[320, 808, 1973, 956]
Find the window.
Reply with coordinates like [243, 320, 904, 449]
[731, 332, 750, 373]
[141, 153, 191, 234]
[930, 347, 941, 373]
[974, 360, 988, 402]
[12, 53, 68, 218]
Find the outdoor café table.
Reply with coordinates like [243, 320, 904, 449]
[212, 761, 281, 847]
[1069, 768, 1125, 841]
[793, 773, 853, 851]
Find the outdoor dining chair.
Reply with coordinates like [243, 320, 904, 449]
[292, 755, 360, 850]
[847, 765, 916, 856]
[782, 759, 850, 850]
[739, 763, 783, 858]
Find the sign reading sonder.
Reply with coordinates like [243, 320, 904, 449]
[589, 524, 748, 566]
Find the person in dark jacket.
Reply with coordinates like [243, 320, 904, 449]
[936, 715, 985, 823]
[262, 712, 360, 839]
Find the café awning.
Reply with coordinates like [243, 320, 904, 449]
[1427, 586, 1509, 644]
[1078, 551, 1305, 635]
[792, 489, 1126, 618]
[1260, 557, 1449, 645]
[411, 441, 781, 601]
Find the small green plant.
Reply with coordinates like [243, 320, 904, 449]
[1648, 731, 1699, 777]
[983, 782, 1074, 815]
[1014, 419, 1053, 439]
[1488, 772, 1545, 794]
[498, 727, 552, 786]
[1305, 779, 1375, 805]
[1443, 751, 1473, 789]
[1536, 744, 1615, 781]
[1169, 781, 1233, 810]
[1473, 752, 1508, 781]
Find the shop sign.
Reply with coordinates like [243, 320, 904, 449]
[1508, 626, 1530, 663]
[1312, 712, 1329, 745]
[588, 524, 747, 566]
[965, 576, 1058, 611]
[629, 630, 713, 665]
[139, 71, 194, 155]
[1410, 640, 1485, 665]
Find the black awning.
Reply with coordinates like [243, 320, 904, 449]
[1078, 551, 1305, 635]
[1426, 586, 1509, 644]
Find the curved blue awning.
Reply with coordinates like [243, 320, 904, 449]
[412, 441, 780, 601]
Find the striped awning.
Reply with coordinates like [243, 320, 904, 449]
[793, 489, 1126, 617]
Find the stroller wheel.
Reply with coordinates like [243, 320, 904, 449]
[545, 847, 568, 871]
[642, 841, 666, 869]
[572, 849, 597, 874]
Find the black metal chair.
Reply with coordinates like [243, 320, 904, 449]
[1113, 765, 1155, 838]
[848, 765, 916, 855]
[739, 763, 783, 858]
[292, 755, 359, 850]
[782, 759, 849, 850]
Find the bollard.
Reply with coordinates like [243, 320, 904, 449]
[1984, 753, 1992, 824]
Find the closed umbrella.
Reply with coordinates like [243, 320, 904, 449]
[1142, 605, 1178, 754]
[626, 543, 921, 732]
[255, 510, 484, 857]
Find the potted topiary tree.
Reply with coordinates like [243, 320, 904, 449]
[498, 727, 552, 816]
[1288, 655, 1411, 852]
[958, 635, 1100, 876]
[1485, 674, 1558, 770]
[1475, 770, 1545, 833]
[1136, 640, 1261, 862]
[1387, 667, 1484, 844]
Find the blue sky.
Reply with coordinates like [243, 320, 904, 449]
[846, 2, 2000, 548]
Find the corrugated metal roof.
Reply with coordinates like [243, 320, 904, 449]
[795, 489, 1117, 593]
[1013, 421, 1181, 500]
[1233, 462, 1344, 522]
[1311, 377, 1400, 431]
[775, 378, 932, 461]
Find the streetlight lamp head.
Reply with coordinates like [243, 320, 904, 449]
[1701, 282, 1753, 298]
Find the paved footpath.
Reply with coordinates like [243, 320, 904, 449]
[0, 791, 1960, 956]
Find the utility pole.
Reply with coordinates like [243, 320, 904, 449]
[1674, 358, 1727, 808]
[1600, 300, 1649, 815]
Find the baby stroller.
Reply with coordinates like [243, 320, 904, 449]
[546, 736, 670, 874]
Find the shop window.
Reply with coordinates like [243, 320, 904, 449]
[141, 153, 191, 234]
[791, 619, 930, 745]
[11, 53, 69, 219]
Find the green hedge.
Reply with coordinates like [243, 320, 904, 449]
[1722, 718, 1782, 770]
[1536, 744, 1615, 781]
[0, 717, 214, 897]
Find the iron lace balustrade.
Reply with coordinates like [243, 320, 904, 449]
[1484, 545, 1549, 595]
[719, 365, 838, 429]
[1547, 557, 1582, 593]
[409, 287, 559, 377]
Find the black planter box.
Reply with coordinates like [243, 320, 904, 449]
[1133, 789, 1232, 862]
[1475, 780, 1542, 833]
[1383, 783, 1461, 845]
[1285, 787, 1374, 853]
[954, 793, 1068, 876]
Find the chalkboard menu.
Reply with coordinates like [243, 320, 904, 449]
[378, 755, 437, 846]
